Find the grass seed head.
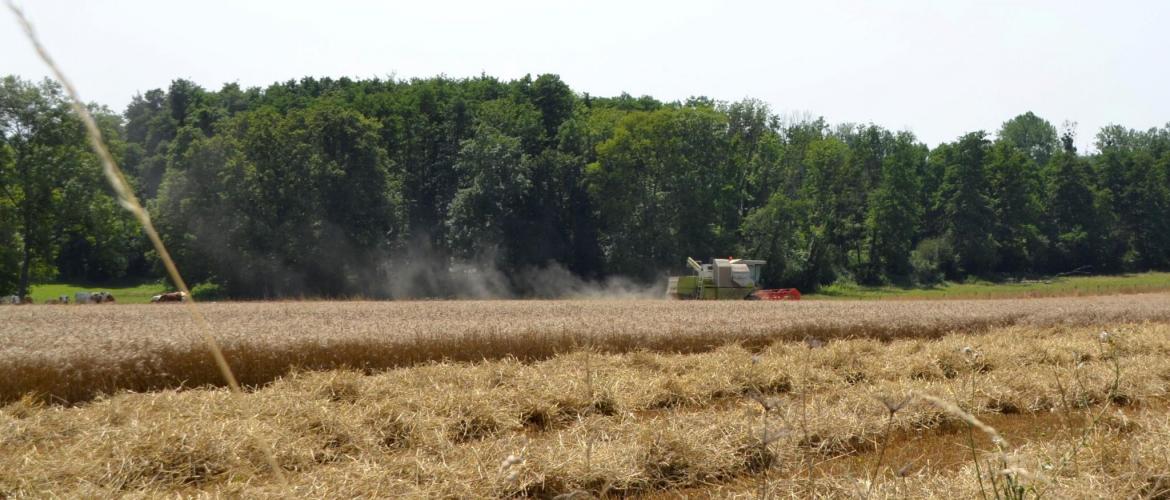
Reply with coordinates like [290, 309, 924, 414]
[877, 394, 913, 415]
[960, 346, 980, 361]
[500, 454, 524, 471]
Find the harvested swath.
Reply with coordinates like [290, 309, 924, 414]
[3, 324, 1168, 498]
[655, 409, 1170, 498]
[2, 294, 1170, 404]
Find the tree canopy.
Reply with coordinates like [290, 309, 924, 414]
[2, 73, 1168, 297]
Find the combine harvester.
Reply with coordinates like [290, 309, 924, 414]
[665, 257, 800, 300]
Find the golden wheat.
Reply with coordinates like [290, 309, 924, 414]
[3, 294, 1170, 404]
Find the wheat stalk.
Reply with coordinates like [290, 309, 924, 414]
[6, 1, 285, 484]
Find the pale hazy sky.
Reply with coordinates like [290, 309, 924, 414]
[4, 0, 1168, 148]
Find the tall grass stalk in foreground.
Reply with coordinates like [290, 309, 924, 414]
[916, 392, 1037, 499]
[755, 354, 768, 499]
[958, 343, 1043, 499]
[960, 346, 989, 499]
[747, 353, 787, 499]
[865, 394, 910, 498]
[799, 336, 823, 493]
[1035, 330, 1125, 498]
[584, 341, 593, 475]
[6, 2, 285, 484]
[573, 331, 596, 481]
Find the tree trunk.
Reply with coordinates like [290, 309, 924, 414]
[18, 224, 31, 297]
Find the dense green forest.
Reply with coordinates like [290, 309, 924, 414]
[2, 73, 1168, 298]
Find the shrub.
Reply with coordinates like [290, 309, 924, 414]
[911, 238, 954, 284]
[191, 281, 226, 301]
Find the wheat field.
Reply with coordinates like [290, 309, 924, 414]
[3, 295, 1170, 497]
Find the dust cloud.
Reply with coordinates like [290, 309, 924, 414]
[377, 245, 663, 300]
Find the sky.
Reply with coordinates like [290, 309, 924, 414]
[4, 0, 1168, 148]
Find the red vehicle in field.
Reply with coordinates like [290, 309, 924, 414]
[750, 288, 802, 301]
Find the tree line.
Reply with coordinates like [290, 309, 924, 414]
[2, 73, 1168, 298]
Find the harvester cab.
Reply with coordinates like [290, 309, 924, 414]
[666, 257, 800, 300]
